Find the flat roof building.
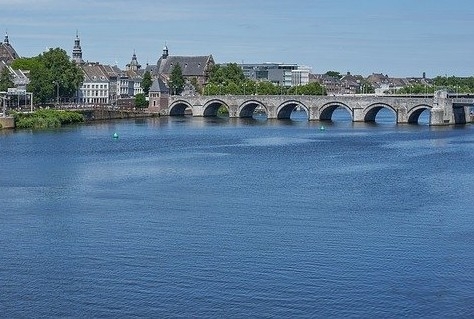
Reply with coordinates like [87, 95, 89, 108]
[239, 63, 310, 87]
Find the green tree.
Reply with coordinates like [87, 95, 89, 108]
[357, 81, 375, 94]
[11, 48, 84, 104]
[432, 76, 474, 93]
[325, 71, 342, 79]
[12, 56, 48, 104]
[397, 84, 436, 94]
[287, 82, 326, 95]
[255, 81, 279, 95]
[0, 67, 14, 92]
[134, 93, 148, 108]
[168, 63, 185, 95]
[208, 63, 246, 93]
[141, 71, 152, 95]
[189, 77, 201, 94]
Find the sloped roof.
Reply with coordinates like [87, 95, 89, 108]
[149, 78, 169, 93]
[125, 69, 144, 80]
[156, 55, 213, 77]
[0, 35, 19, 64]
[81, 63, 111, 82]
[144, 64, 157, 75]
[99, 64, 120, 78]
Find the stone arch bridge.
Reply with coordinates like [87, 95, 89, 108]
[149, 91, 472, 125]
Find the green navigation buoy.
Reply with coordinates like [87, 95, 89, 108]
[113, 132, 119, 139]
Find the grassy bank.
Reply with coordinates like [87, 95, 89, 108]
[13, 109, 84, 129]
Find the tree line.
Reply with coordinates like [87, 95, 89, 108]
[168, 63, 326, 96]
[6, 48, 84, 105]
[397, 76, 474, 94]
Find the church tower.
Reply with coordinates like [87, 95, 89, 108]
[72, 31, 83, 64]
[126, 50, 141, 71]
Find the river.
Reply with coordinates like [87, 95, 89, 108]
[1, 110, 473, 318]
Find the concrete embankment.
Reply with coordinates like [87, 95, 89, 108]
[78, 109, 158, 122]
[0, 116, 15, 129]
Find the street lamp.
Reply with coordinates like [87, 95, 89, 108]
[1, 95, 9, 117]
[27, 92, 33, 112]
[53, 80, 60, 105]
[219, 82, 225, 95]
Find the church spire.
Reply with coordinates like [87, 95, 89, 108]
[4, 31, 9, 45]
[162, 43, 169, 59]
[72, 30, 83, 64]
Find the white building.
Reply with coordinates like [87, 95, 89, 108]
[291, 66, 311, 86]
[78, 63, 111, 105]
[240, 63, 310, 87]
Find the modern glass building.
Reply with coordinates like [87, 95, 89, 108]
[240, 63, 310, 87]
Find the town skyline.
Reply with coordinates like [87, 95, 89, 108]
[1, 0, 473, 78]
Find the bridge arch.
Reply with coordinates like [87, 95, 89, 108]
[319, 102, 352, 121]
[239, 99, 267, 118]
[276, 100, 309, 119]
[407, 104, 431, 124]
[364, 103, 396, 122]
[203, 99, 229, 117]
[169, 100, 193, 116]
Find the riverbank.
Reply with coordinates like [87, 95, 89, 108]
[77, 108, 157, 122]
[0, 108, 158, 129]
[0, 116, 15, 129]
[13, 109, 84, 129]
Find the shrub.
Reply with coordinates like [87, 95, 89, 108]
[14, 109, 84, 129]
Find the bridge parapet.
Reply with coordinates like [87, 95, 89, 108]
[452, 98, 474, 105]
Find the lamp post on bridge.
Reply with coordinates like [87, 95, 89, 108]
[219, 81, 225, 95]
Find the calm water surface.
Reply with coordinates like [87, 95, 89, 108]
[1, 111, 473, 318]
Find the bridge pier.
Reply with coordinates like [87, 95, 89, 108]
[228, 104, 239, 118]
[352, 107, 365, 122]
[308, 106, 319, 121]
[397, 105, 408, 124]
[193, 105, 204, 117]
[266, 103, 279, 120]
[430, 90, 451, 125]
[430, 108, 446, 125]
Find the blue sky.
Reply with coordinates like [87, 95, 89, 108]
[1, 0, 473, 77]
